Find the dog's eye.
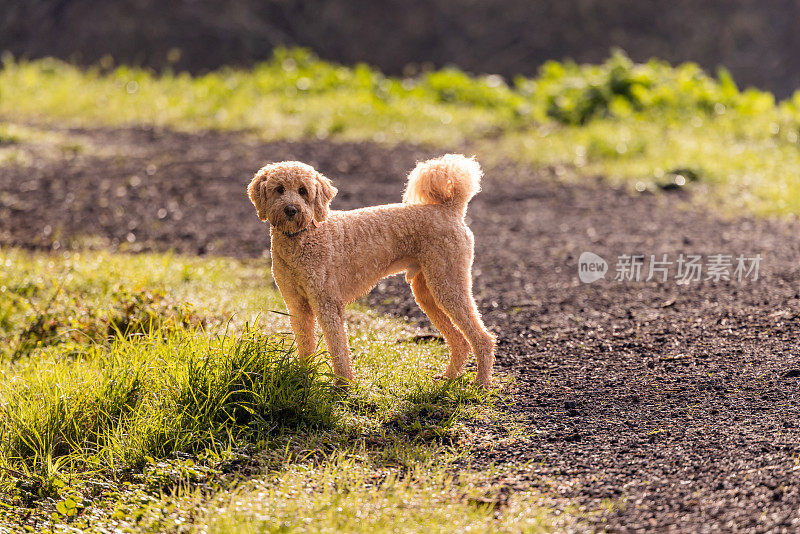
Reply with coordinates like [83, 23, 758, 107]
[298, 186, 308, 196]
[275, 185, 284, 195]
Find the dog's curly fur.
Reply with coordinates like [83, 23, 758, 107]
[247, 154, 496, 385]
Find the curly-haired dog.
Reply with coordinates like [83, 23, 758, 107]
[247, 154, 496, 386]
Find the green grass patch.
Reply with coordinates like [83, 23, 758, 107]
[0, 247, 548, 533]
[204, 455, 556, 534]
[0, 49, 509, 146]
[487, 113, 800, 217]
[2, 48, 800, 217]
[0, 123, 91, 166]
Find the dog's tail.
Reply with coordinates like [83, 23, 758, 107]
[402, 154, 482, 214]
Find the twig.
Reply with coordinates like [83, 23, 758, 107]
[659, 353, 692, 362]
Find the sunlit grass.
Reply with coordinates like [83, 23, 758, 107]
[488, 114, 800, 217]
[0, 122, 92, 166]
[204, 455, 557, 534]
[0, 51, 508, 146]
[0, 248, 283, 359]
[69, 447, 564, 533]
[0, 247, 538, 532]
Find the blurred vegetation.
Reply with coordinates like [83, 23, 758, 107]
[2, 48, 790, 131]
[2, 47, 799, 217]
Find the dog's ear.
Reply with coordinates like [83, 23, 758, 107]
[313, 173, 337, 222]
[247, 169, 270, 222]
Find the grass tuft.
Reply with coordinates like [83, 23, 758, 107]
[0, 329, 338, 480]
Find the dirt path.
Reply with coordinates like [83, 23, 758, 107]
[2, 126, 800, 532]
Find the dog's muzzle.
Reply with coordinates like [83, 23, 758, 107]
[284, 205, 299, 219]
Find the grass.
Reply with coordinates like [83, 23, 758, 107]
[488, 113, 800, 217]
[0, 122, 90, 166]
[205, 456, 555, 534]
[0, 247, 555, 533]
[2, 48, 800, 217]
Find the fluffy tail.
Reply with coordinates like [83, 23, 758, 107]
[402, 154, 482, 213]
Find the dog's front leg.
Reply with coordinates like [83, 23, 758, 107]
[287, 299, 316, 362]
[315, 300, 355, 385]
[272, 261, 317, 362]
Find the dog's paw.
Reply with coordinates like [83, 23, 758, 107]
[332, 376, 354, 390]
[434, 372, 461, 381]
[472, 376, 492, 388]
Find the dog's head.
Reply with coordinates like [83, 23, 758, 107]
[247, 161, 337, 233]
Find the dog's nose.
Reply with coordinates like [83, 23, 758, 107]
[284, 205, 298, 218]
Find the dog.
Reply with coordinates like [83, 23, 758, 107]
[247, 154, 496, 386]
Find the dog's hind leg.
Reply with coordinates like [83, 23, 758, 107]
[315, 300, 355, 385]
[410, 272, 471, 379]
[421, 263, 496, 386]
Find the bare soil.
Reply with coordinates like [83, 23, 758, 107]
[2, 125, 800, 532]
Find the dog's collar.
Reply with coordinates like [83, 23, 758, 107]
[277, 219, 320, 238]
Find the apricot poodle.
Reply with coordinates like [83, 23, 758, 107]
[247, 154, 495, 386]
